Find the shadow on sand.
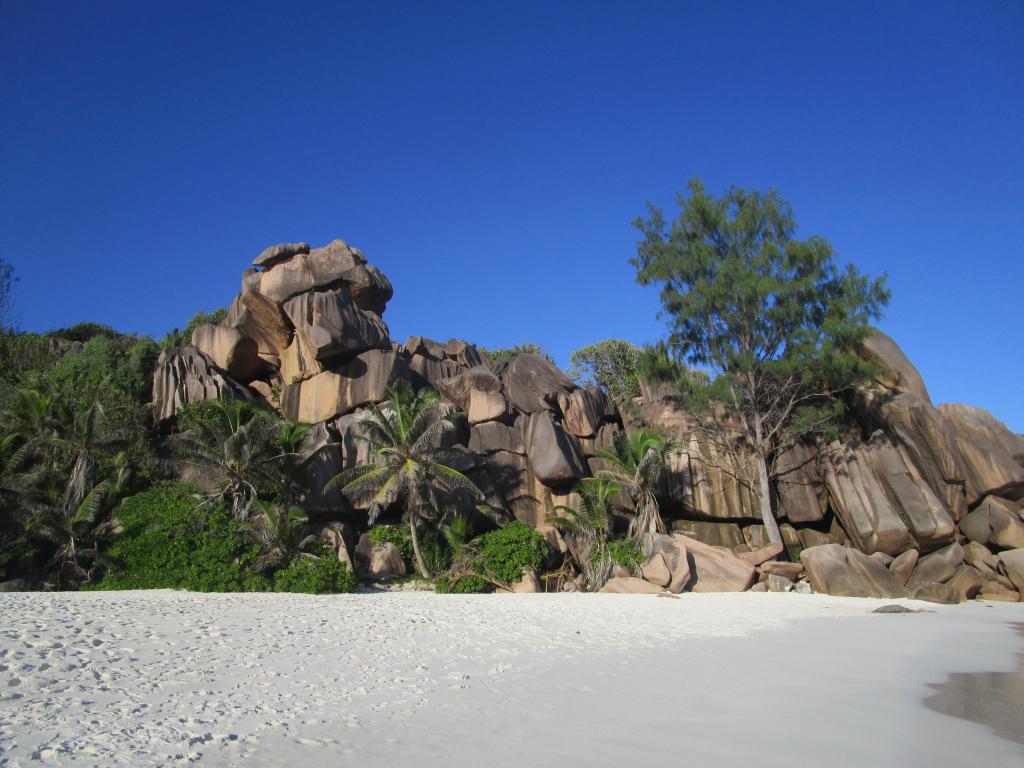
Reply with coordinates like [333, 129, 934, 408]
[924, 622, 1024, 745]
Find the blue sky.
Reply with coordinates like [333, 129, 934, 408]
[1, 1, 1021, 429]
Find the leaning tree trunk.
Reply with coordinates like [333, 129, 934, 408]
[408, 516, 431, 578]
[752, 417, 783, 546]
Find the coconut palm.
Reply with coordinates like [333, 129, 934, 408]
[1, 378, 127, 584]
[547, 476, 624, 590]
[246, 499, 314, 572]
[594, 428, 677, 539]
[325, 383, 483, 578]
[172, 399, 284, 519]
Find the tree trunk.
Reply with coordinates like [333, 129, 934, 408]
[408, 517, 431, 578]
[752, 415, 783, 545]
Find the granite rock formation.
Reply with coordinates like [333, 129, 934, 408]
[151, 239, 1024, 601]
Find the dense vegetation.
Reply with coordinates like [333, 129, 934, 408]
[0, 179, 890, 593]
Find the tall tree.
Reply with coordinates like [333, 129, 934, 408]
[632, 179, 888, 543]
[569, 339, 642, 399]
[326, 383, 483, 578]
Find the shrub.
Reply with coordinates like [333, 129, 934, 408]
[435, 574, 488, 594]
[367, 525, 414, 569]
[273, 555, 358, 594]
[419, 527, 454, 574]
[94, 482, 268, 592]
[602, 538, 645, 571]
[473, 521, 549, 585]
[162, 308, 227, 348]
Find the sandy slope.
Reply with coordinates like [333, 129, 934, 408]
[0, 591, 1021, 766]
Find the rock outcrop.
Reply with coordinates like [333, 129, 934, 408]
[152, 238, 1023, 602]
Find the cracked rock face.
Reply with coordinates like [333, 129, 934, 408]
[152, 240, 1023, 602]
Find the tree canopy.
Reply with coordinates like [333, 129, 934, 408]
[632, 178, 889, 542]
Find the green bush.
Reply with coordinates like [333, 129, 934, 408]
[602, 538, 645, 570]
[473, 521, 549, 585]
[435, 574, 488, 594]
[368, 525, 414, 569]
[93, 482, 268, 592]
[419, 527, 454, 574]
[273, 555, 358, 594]
[162, 308, 227, 348]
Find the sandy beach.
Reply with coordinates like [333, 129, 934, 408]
[0, 591, 1021, 767]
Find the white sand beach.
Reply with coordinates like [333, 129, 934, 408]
[0, 591, 1021, 767]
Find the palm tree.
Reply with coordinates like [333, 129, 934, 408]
[594, 429, 676, 539]
[246, 499, 314, 572]
[172, 399, 283, 519]
[2, 378, 126, 585]
[24, 479, 109, 584]
[325, 383, 483, 578]
[547, 476, 624, 590]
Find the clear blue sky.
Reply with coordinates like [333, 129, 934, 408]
[2, 1, 1021, 430]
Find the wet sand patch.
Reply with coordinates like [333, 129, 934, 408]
[924, 622, 1024, 745]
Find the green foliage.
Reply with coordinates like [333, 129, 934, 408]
[471, 521, 548, 585]
[173, 399, 285, 518]
[94, 482, 269, 592]
[368, 524, 414, 568]
[632, 178, 889, 540]
[273, 552, 358, 594]
[602, 538, 644, 570]
[47, 323, 122, 343]
[479, 343, 555, 364]
[569, 339, 642, 399]
[162, 307, 227, 348]
[327, 383, 484, 577]
[594, 430, 676, 539]
[632, 178, 889, 386]
[547, 477, 623, 546]
[435, 573, 488, 593]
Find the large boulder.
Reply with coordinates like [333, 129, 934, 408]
[871, 393, 967, 519]
[910, 582, 962, 604]
[671, 533, 756, 592]
[225, 291, 292, 363]
[468, 421, 525, 455]
[801, 543, 908, 598]
[670, 519, 745, 549]
[283, 287, 389, 363]
[151, 346, 252, 422]
[190, 323, 263, 383]
[959, 495, 1024, 550]
[819, 439, 915, 556]
[906, 542, 963, 589]
[281, 349, 410, 423]
[647, 535, 692, 593]
[889, 549, 919, 586]
[939, 403, 1024, 505]
[257, 239, 393, 314]
[939, 403, 1024, 465]
[523, 411, 589, 487]
[436, 365, 503, 410]
[946, 564, 985, 601]
[556, 388, 616, 438]
[354, 536, 406, 581]
[237, 272, 295, 361]
[997, 548, 1024, 593]
[493, 354, 575, 414]
[864, 431, 955, 551]
[599, 576, 664, 594]
[252, 241, 310, 269]
[774, 441, 826, 523]
[859, 329, 931, 402]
